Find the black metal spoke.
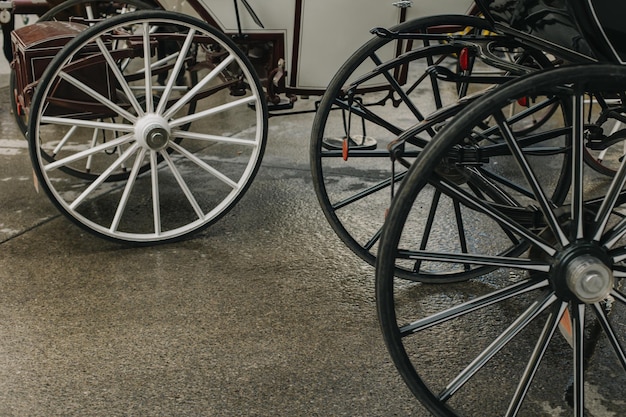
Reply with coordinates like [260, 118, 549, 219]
[592, 151, 626, 243]
[494, 110, 568, 247]
[397, 249, 551, 272]
[348, 44, 457, 97]
[473, 96, 563, 143]
[453, 199, 470, 271]
[399, 279, 550, 336]
[591, 302, 626, 371]
[433, 174, 557, 256]
[474, 167, 534, 201]
[612, 288, 626, 305]
[330, 98, 403, 137]
[506, 302, 567, 417]
[603, 217, 626, 250]
[368, 52, 427, 122]
[465, 166, 523, 206]
[572, 303, 586, 417]
[410, 189, 440, 274]
[480, 126, 571, 158]
[571, 91, 585, 240]
[363, 226, 383, 251]
[439, 291, 558, 402]
[330, 170, 408, 211]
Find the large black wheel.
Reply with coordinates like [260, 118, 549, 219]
[377, 65, 626, 416]
[28, 10, 267, 244]
[311, 14, 564, 281]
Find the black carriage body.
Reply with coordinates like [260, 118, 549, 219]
[572, 0, 626, 63]
[476, 0, 626, 64]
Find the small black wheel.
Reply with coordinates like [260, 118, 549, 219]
[310, 14, 564, 281]
[28, 10, 268, 243]
[39, 0, 156, 22]
[377, 65, 626, 416]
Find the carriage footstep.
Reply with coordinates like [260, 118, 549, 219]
[321, 135, 377, 150]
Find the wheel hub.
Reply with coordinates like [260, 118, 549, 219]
[135, 114, 171, 151]
[564, 253, 614, 304]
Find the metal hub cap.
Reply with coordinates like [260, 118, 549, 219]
[135, 114, 171, 151]
[565, 254, 614, 303]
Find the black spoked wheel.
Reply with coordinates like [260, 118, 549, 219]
[28, 10, 267, 244]
[10, 0, 155, 138]
[311, 14, 564, 281]
[377, 65, 626, 416]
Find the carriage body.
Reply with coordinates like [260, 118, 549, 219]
[157, 0, 473, 93]
[11, 0, 473, 119]
[9, 0, 474, 101]
[11, 20, 116, 114]
[476, 0, 626, 64]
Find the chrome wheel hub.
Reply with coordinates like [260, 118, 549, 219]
[565, 254, 614, 304]
[136, 114, 171, 151]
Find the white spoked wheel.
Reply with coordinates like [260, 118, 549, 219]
[28, 10, 268, 243]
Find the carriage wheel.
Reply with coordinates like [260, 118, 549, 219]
[377, 65, 626, 416]
[38, 0, 156, 22]
[310, 14, 564, 281]
[10, 0, 155, 138]
[28, 10, 267, 243]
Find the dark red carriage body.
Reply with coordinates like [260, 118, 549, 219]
[11, 20, 115, 118]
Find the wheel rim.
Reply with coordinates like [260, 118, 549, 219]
[377, 65, 626, 416]
[28, 11, 267, 243]
[310, 15, 559, 280]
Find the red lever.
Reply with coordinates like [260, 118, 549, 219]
[459, 47, 470, 71]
